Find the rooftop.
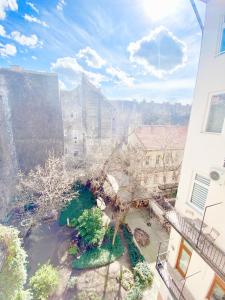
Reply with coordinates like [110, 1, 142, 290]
[133, 125, 188, 150]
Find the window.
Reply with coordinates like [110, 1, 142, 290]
[156, 155, 160, 165]
[154, 174, 158, 184]
[190, 174, 210, 211]
[165, 153, 170, 164]
[172, 171, 177, 181]
[220, 17, 225, 54]
[206, 94, 225, 133]
[207, 276, 225, 300]
[176, 240, 192, 277]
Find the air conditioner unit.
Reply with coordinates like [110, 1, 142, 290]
[209, 168, 225, 185]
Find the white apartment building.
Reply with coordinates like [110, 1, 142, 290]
[153, 1, 225, 299]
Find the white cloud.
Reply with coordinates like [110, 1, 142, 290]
[0, 0, 18, 20]
[31, 55, 37, 60]
[51, 56, 107, 87]
[106, 66, 134, 87]
[56, 0, 66, 11]
[52, 56, 83, 73]
[27, 1, 39, 14]
[128, 26, 187, 78]
[11, 31, 42, 48]
[24, 14, 48, 27]
[84, 71, 107, 87]
[0, 43, 17, 56]
[0, 25, 8, 37]
[77, 47, 106, 68]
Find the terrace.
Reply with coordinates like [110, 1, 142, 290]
[165, 209, 225, 279]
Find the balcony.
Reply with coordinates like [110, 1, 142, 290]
[165, 209, 225, 279]
[156, 247, 195, 300]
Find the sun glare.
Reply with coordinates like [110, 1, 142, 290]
[141, 0, 181, 21]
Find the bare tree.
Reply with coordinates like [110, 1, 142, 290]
[104, 144, 151, 244]
[16, 153, 79, 222]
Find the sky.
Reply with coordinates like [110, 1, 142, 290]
[0, 0, 206, 103]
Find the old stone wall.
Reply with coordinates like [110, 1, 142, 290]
[0, 67, 64, 218]
[0, 68, 64, 172]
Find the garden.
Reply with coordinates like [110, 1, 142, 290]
[1, 171, 154, 300]
[58, 184, 154, 299]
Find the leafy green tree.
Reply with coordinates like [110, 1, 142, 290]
[0, 225, 28, 300]
[75, 207, 105, 246]
[29, 263, 59, 300]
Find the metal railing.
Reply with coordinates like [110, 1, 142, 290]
[165, 210, 225, 279]
[156, 247, 186, 300]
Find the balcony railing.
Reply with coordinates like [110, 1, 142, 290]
[156, 256, 186, 300]
[165, 209, 225, 279]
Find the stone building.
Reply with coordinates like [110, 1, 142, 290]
[0, 66, 64, 218]
[61, 75, 122, 167]
[128, 125, 187, 195]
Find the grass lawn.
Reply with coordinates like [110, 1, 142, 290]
[72, 226, 124, 269]
[59, 184, 96, 226]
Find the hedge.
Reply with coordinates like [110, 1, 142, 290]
[122, 224, 145, 268]
[72, 226, 124, 269]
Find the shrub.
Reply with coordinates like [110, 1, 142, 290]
[122, 224, 145, 268]
[67, 276, 78, 289]
[13, 290, 32, 300]
[0, 225, 28, 300]
[125, 285, 142, 300]
[73, 291, 101, 300]
[68, 245, 78, 256]
[134, 262, 153, 289]
[118, 267, 134, 291]
[72, 226, 124, 269]
[29, 263, 59, 300]
[75, 207, 105, 247]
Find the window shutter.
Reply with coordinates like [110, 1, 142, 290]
[190, 175, 210, 210]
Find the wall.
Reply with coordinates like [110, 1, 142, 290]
[0, 67, 64, 218]
[163, 1, 225, 299]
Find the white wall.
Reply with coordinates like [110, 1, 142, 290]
[160, 1, 225, 299]
[175, 0, 225, 251]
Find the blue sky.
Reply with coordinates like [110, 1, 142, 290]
[0, 0, 205, 103]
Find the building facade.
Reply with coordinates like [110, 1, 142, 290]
[154, 1, 225, 299]
[0, 66, 64, 218]
[128, 126, 187, 195]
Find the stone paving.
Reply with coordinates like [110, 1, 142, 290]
[125, 208, 169, 300]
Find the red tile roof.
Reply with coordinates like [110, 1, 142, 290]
[133, 125, 188, 150]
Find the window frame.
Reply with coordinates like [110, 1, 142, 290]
[218, 15, 225, 55]
[176, 240, 192, 278]
[204, 91, 225, 134]
[207, 275, 225, 300]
